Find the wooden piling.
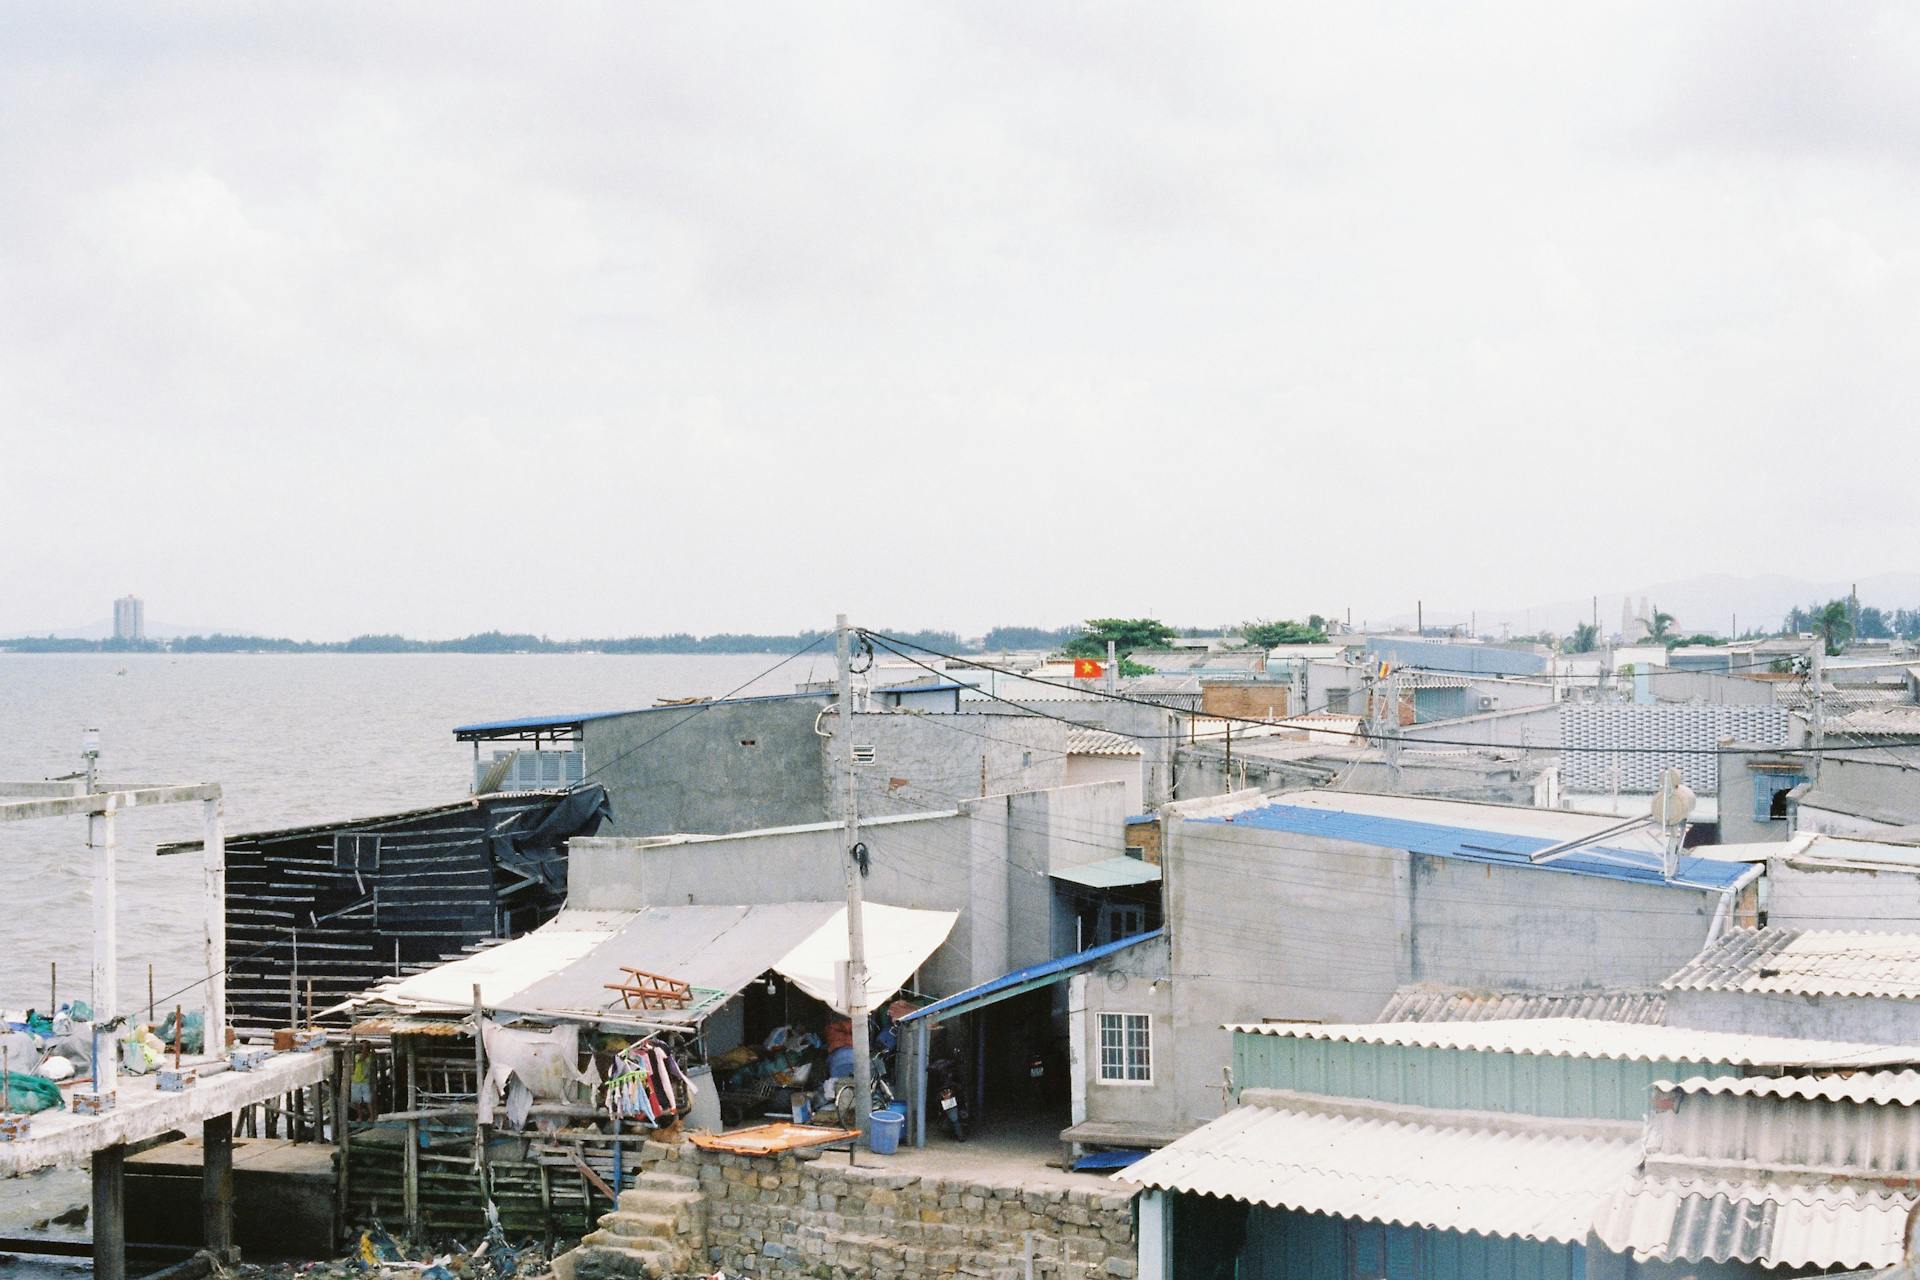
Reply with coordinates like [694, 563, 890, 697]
[92, 1142, 127, 1280]
[202, 1113, 234, 1262]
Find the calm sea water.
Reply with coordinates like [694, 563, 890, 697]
[0, 652, 825, 1259]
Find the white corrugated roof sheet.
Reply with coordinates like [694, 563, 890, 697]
[1593, 1177, 1915, 1269]
[1377, 984, 1666, 1025]
[1229, 1017, 1920, 1068]
[1664, 928, 1920, 1000]
[1660, 1071, 1920, 1105]
[1114, 1094, 1641, 1244]
[1063, 728, 1143, 757]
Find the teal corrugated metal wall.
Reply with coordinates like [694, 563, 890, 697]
[1238, 1206, 1588, 1280]
[1232, 1033, 1749, 1120]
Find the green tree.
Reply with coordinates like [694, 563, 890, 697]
[1816, 599, 1854, 656]
[1639, 608, 1675, 643]
[1240, 618, 1328, 648]
[1565, 622, 1600, 653]
[1062, 618, 1177, 659]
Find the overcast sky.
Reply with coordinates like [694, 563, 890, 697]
[3, 4, 1916, 639]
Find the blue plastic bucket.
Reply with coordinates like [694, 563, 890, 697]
[882, 1101, 907, 1120]
[867, 1110, 904, 1155]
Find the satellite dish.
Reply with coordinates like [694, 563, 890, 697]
[1651, 768, 1696, 828]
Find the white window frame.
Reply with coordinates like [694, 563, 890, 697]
[1096, 1011, 1153, 1085]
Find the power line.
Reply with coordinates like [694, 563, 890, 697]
[862, 630, 1920, 760]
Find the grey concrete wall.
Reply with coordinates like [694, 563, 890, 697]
[582, 696, 834, 837]
[1795, 754, 1920, 829]
[1666, 988, 1920, 1043]
[1652, 671, 1779, 706]
[1765, 858, 1920, 932]
[841, 711, 1067, 818]
[1398, 702, 1562, 750]
[1069, 934, 1174, 1130]
[1065, 754, 1142, 814]
[568, 781, 1127, 994]
[1157, 809, 1725, 1130]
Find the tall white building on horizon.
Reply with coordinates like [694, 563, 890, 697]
[113, 594, 145, 642]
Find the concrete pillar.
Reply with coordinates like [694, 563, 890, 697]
[1137, 1190, 1169, 1280]
[203, 1112, 235, 1261]
[202, 797, 227, 1056]
[92, 1143, 126, 1280]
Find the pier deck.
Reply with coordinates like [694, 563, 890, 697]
[0, 1050, 330, 1178]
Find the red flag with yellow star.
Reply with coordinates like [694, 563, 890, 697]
[1073, 658, 1105, 679]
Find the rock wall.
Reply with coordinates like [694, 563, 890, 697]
[633, 1140, 1137, 1280]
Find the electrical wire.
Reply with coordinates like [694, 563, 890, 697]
[862, 630, 1920, 760]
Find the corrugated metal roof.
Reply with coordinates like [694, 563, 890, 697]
[1193, 802, 1751, 892]
[1049, 855, 1161, 890]
[1593, 1177, 1914, 1269]
[1660, 1071, 1920, 1105]
[1114, 1095, 1639, 1244]
[451, 692, 824, 737]
[1663, 928, 1920, 1000]
[1230, 1018, 1920, 1069]
[896, 930, 1162, 1025]
[1377, 984, 1667, 1025]
[1064, 728, 1142, 757]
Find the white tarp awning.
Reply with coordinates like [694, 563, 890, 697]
[362, 901, 957, 1023]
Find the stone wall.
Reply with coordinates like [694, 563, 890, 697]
[634, 1140, 1137, 1280]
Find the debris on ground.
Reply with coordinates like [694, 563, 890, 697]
[213, 1217, 554, 1280]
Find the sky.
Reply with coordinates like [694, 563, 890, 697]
[2, 4, 1917, 640]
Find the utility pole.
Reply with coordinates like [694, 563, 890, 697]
[84, 730, 118, 1100]
[1106, 639, 1117, 695]
[835, 616, 874, 1146]
[1809, 637, 1826, 778]
[1416, 601, 1423, 637]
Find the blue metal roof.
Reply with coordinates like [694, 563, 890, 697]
[452, 691, 825, 737]
[1194, 804, 1748, 892]
[898, 930, 1164, 1025]
[877, 681, 966, 695]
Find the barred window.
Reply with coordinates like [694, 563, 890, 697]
[1097, 1012, 1152, 1083]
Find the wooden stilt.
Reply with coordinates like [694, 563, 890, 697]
[92, 1143, 126, 1280]
[203, 1112, 235, 1262]
[403, 1040, 420, 1239]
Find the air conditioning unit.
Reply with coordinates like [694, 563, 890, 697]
[1477, 696, 1497, 711]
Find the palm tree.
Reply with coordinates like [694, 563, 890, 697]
[1816, 599, 1854, 656]
[1566, 622, 1600, 654]
[1640, 609, 1675, 644]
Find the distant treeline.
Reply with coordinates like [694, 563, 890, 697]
[0, 625, 1082, 656]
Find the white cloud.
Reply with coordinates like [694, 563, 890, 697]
[1, 3, 1916, 638]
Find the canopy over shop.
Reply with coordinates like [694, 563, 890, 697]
[895, 930, 1166, 1148]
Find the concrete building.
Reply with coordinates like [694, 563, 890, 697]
[567, 780, 1128, 996]
[112, 594, 144, 641]
[1138, 790, 1756, 1131]
[454, 693, 1071, 838]
[1118, 1016, 1920, 1279]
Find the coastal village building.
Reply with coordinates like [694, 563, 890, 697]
[1084, 789, 1758, 1133]
[1120, 928, 1920, 1278]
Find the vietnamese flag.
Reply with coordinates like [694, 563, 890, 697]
[1073, 658, 1105, 679]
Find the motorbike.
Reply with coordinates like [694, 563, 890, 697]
[928, 1055, 969, 1141]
